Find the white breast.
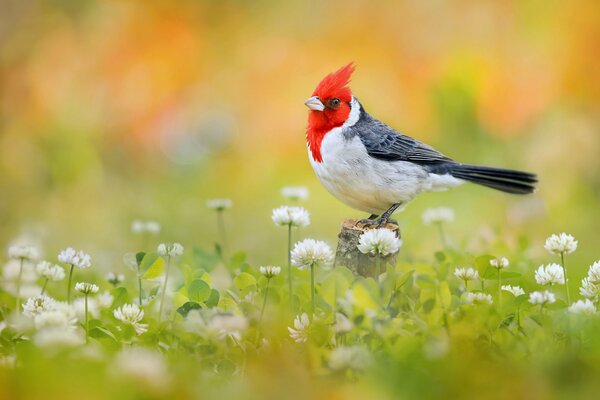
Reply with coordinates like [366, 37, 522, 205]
[308, 98, 463, 215]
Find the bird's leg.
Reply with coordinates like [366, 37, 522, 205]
[356, 214, 379, 227]
[376, 203, 401, 227]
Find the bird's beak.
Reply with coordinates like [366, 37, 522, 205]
[304, 96, 325, 111]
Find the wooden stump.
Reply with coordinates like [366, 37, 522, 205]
[334, 219, 401, 278]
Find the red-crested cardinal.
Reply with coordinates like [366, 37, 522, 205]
[305, 64, 537, 226]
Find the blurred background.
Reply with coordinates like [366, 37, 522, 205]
[0, 0, 599, 273]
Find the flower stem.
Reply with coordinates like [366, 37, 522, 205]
[84, 294, 89, 343]
[259, 279, 270, 324]
[436, 222, 447, 247]
[67, 264, 75, 304]
[310, 264, 315, 319]
[158, 255, 172, 322]
[217, 209, 228, 258]
[497, 269, 502, 308]
[40, 278, 48, 295]
[16, 259, 24, 310]
[561, 252, 571, 304]
[137, 263, 143, 306]
[287, 223, 293, 313]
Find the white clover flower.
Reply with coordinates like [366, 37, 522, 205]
[281, 186, 309, 201]
[454, 267, 479, 281]
[8, 245, 38, 261]
[586, 261, 600, 284]
[74, 282, 99, 295]
[291, 239, 334, 270]
[501, 285, 525, 297]
[22, 295, 58, 317]
[464, 292, 493, 305]
[535, 263, 565, 286]
[259, 266, 281, 279]
[208, 314, 248, 341]
[288, 313, 310, 343]
[357, 228, 402, 256]
[421, 207, 455, 226]
[329, 346, 372, 372]
[58, 247, 92, 269]
[33, 327, 84, 349]
[333, 313, 353, 334]
[97, 291, 114, 308]
[72, 297, 99, 319]
[114, 304, 148, 335]
[206, 198, 232, 211]
[529, 290, 556, 305]
[544, 233, 578, 255]
[490, 257, 509, 270]
[106, 272, 125, 286]
[131, 220, 161, 235]
[114, 347, 169, 391]
[185, 311, 248, 342]
[579, 278, 600, 300]
[569, 299, 596, 315]
[271, 206, 311, 228]
[157, 242, 184, 257]
[34, 310, 77, 330]
[35, 261, 65, 281]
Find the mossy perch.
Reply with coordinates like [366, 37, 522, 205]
[334, 219, 401, 278]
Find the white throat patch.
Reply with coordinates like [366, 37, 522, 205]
[343, 97, 361, 129]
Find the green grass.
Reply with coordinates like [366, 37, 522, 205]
[1, 209, 600, 400]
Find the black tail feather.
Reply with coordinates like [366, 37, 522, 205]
[448, 164, 537, 195]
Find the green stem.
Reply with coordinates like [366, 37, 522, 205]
[16, 259, 24, 310]
[217, 209, 228, 258]
[158, 255, 172, 321]
[464, 279, 469, 292]
[67, 264, 75, 304]
[561, 252, 571, 304]
[137, 264, 143, 306]
[436, 222, 447, 247]
[40, 278, 48, 295]
[310, 264, 315, 319]
[259, 279, 270, 324]
[497, 269, 502, 308]
[287, 223, 293, 313]
[84, 294, 89, 343]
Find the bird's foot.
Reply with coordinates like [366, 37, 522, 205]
[356, 219, 379, 228]
[375, 217, 398, 228]
[355, 214, 379, 229]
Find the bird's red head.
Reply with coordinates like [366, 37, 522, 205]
[306, 63, 355, 163]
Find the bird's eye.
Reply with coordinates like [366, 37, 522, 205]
[329, 98, 341, 108]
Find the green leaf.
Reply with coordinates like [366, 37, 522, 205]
[110, 287, 128, 308]
[205, 289, 220, 307]
[135, 252, 146, 267]
[89, 326, 117, 341]
[140, 253, 165, 279]
[188, 279, 211, 303]
[475, 255, 494, 278]
[176, 302, 202, 317]
[438, 281, 451, 307]
[233, 272, 257, 290]
[434, 251, 446, 262]
[230, 251, 249, 271]
[395, 270, 415, 290]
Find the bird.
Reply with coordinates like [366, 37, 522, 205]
[304, 63, 537, 227]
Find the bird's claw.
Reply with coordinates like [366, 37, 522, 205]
[355, 219, 379, 229]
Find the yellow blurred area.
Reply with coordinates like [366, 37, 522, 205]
[0, 0, 599, 267]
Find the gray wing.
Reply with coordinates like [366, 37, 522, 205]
[351, 110, 453, 165]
